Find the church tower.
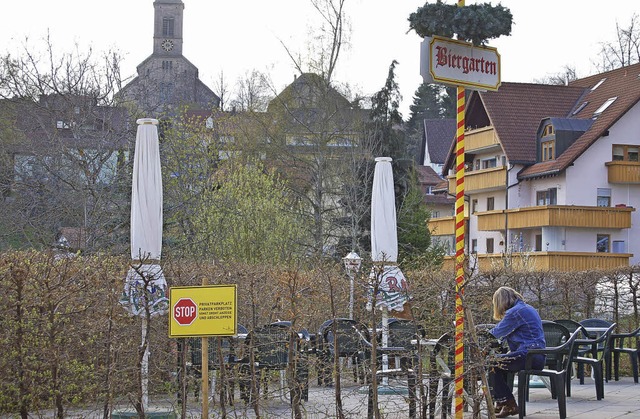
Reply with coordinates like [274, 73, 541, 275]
[153, 0, 184, 57]
[118, 0, 219, 117]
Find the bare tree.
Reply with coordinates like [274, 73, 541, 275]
[0, 36, 131, 252]
[595, 13, 640, 72]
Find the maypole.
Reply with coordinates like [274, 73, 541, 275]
[452, 0, 467, 414]
[413, 1, 509, 416]
[454, 85, 466, 419]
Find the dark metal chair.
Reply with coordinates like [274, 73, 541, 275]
[517, 330, 580, 419]
[238, 322, 309, 403]
[317, 318, 371, 386]
[433, 328, 505, 419]
[185, 325, 247, 404]
[609, 326, 640, 383]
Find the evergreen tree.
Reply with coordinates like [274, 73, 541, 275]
[367, 61, 436, 260]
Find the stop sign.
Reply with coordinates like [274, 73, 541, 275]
[173, 298, 197, 325]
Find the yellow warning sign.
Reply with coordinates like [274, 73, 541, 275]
[168, 285, 237, 338]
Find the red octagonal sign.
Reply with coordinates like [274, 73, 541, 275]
[173, 298, 197, 326]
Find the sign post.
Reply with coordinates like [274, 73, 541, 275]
[419, 2, 501, 417]
[169, 284, 237, 418]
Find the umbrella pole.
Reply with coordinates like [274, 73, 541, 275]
[381, 307, 389, 387]
[142, 317, 149, 410]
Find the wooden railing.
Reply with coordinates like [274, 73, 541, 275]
[447, 166, 506, 194]
[428, 216, 457, 236]
[606, 161, 640, 184]
[465, 126, 500, 152]
[440, 251, 631, 273]
[476, 205, 635, 231]
[475, 251, 632, 272]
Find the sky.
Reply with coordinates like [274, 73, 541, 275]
[2, 0, 638, 117]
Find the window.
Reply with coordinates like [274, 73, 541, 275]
[593, 97, 617, 118]
[597, 188, 611, 207]
[542, 140, 555, 161]
[536, 188, 557, 205]
[535, 235, 542, 251]
[487, 197, 495, 211]
[471, 239, 478, 254]
[572, 101, 589, 116]
[612, 145, 639, 162]
[474, 160, 480, 170]
[159, 82, 174, 103]
[596, 234, 610, 253]
[471, 199, 478, 214]
[162, 17, 175, 37]
[486, 238, 494, 254]
[542, 124, 554, 136]
[162, 60, 173, 70]
[612, 240, 625, 253]
[591, 78, 606, 91]
[482, 158, 497, 169]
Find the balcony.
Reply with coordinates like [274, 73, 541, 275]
[428, 215, 470, 236]
[475, 251, 632, 272]
[476, 205, 634, 231]
[606, 161, 640, 184]
[465, 126, 500, 152]
[447, 166, 506, 194]
[440, 251, 632, 273]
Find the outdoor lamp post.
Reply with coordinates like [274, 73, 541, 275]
[343, 251, 362, 320]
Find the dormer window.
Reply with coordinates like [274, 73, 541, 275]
[542, 140, 555, 161]
[542, 124, 554, 137]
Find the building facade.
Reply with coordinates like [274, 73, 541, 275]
[118, 0, 220, 117]
[430, 63, 640, 273]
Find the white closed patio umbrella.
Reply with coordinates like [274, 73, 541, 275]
[370, 157, 411, 388]
[119, 118, 169, 411]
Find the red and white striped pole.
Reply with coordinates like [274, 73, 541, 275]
[454, 2, 466, 418]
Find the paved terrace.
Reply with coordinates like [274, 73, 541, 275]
[54, 375, 640, 418]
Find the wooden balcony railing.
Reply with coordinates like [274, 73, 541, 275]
[440, 251, 631, 273]
[476, 205, 634, 231]
[447, 166, 506, 194]
[475, 251, 632, 272]
[465, 127, 500, 152]
[428, 216, 457, 236]
[606, 161, 640, 184]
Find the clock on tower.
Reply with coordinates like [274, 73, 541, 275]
[161, 39, 174, 52]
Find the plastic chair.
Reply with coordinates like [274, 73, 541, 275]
[571, 323, 617, 400]
[517, 330, 580, 419]
[542, 321, 570, 372]
[609, 326, 640, 383]
[553, 319, 593, 389]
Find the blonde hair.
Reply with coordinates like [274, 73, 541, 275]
[492, 286, 525, 320]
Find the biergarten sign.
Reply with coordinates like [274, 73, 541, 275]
[420, 35, 501, 91]
[168, 284, 237, 337]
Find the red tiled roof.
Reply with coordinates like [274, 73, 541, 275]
[416, 165, 444, 186]
[520, 63, 640, 178]
[443, 82, 586, 173]
[479, 82, 586, 164]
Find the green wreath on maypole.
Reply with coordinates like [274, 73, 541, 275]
[408, 1, 513, 46]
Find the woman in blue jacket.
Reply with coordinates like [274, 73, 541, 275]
[489, 286, 546, 417]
